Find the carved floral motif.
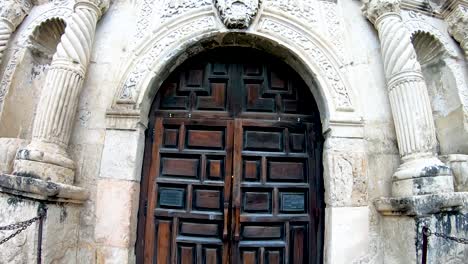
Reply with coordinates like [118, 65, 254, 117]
[362, 0, 401, 24]
[258, 18, 353, 110]
[120, 17, 217, 101]
[264, 0, 318, 24]
[215, 0, 261, 29]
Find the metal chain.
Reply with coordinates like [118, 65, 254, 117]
[0, 210, 46, 245]
[423, 227, 468, 245]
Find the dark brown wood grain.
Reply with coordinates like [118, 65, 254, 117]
[137, 48, 324, 264]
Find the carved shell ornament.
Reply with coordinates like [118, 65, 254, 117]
[215, 0, 261, 29]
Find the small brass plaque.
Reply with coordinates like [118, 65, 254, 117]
[159, 188, 185, 208]
[281, 193, 305, 212]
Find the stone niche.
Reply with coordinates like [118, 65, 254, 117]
[0, 17, 66, 139]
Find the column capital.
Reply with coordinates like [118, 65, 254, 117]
[362, 0, 402, 24]
[446, 3, 468, 57]
[76, 0, 110, 18]
[0, 0, 31, 29]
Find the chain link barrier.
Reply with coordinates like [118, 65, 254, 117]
[423, 226, 468, 245]
[0, 209, 46, 245]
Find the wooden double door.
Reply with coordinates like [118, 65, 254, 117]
[137, 48, 324, 264]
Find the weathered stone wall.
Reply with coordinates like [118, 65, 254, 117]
[0, 0, 467, 263]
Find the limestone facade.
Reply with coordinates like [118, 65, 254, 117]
[0, 0, 466, 263]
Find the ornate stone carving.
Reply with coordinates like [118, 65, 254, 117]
[264, 0, 318, 24]
[258, 18, 353, 110]
[320, 1, 347, 63]
[362, 0, 454, 197]
[120, 16, 217, 101]
[446, 4, 468, 59]
[0, 0, 31, 65]
[215, 0, 261, 29]
[14, 0, 109, 184]
[362, 0, 401, 24]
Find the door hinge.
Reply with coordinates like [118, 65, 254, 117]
[144, 200, 148, 217]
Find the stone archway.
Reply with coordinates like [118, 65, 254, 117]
[98, 11, 368, 264]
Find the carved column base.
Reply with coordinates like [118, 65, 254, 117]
[374, 193, 468, 263]
[0, 173, 88, 263]
[392, 157, 454, 197]
[14, 141, 75, 185]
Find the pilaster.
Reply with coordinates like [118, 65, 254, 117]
[14, 0, 109, 184]
[362, 0, 454, 197]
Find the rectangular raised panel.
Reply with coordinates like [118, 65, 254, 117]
[163, 128, 178, 148]
[268, 161, 304, 181]
[161, 157, 199, 178]
[244, 130, 282, 151]
[242, 250, 258, 264]
[280, 193, 306, 213]
[212, 63, 227, 75]
[179, 245, 195, 264]
[180, 222, 219, 237]
[156, 219, 172, 264]
[244, 64, 262, 76]
[203, 247, 220, 264]
[243, 159, 260, 181]
[266, 249, 282, 264]
[243, 191, 271, 213]
[290, 133, 305, 152]
[186, 129, 224, 149]
[207, 158, 224, 180]
[194, 189, 221, 210]
[242, 225, 282, 239]
[159, 188, 185, 208]
[290, 225, 306, 264]
[245, 84, 275, 112]
[186, 69, 204, 87]
[197, 83, 226, 111]
[270, 71, 286, 90]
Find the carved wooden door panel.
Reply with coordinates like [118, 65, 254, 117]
[139, 48, 324, 264]
[231, 119, 320, 264]
[145, 118, 234, 264]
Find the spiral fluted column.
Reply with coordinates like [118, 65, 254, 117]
[0, 0, 30, 65]
[446, 3, 468, 60]
[362, 0, 454, 197]
[14, 0, 109, 184]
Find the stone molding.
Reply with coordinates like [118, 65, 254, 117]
[0, 0, 31, 65]
[14, 0, 108, 184]
[214, 0, 261, 29]
[375, 192, 468, 216]
[446, 3, 468, 59]
[111, 12, 361, 134]
[0, 173, 89, 203]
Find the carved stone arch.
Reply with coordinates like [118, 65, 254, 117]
[405, 21, 468, 154]
[0, 6, 71, 137]
[111, 13, 361, 133]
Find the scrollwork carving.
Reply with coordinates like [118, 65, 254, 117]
[446, 4, 468, 58]
[215, 0, 261, 29]
[120, 16, 217, 101]
[258, 18, 353, 110]
[264, 0, 318, 24]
